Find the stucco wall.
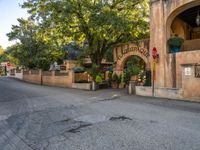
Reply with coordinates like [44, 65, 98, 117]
[23, 70, 42, 85]
[72, 83, 91, 90]
[136, 86, 183, 100]
[176, 51, 200, 88]
[150, 0, 200, 88]
[23, 74, 42, 84]
[23, 70, 74, 88]
[181, 65, 200, 99]
[171, 17, 186, 39]
[42, 71, 73, 88]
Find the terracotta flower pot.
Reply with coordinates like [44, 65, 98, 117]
[130, 75, 138, 81]
[119, 83, 125, 89]
[111, 82, 118, 89]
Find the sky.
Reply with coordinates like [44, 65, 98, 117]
[0, 0, 28, 49]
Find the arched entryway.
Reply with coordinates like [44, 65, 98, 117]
[113, 40, 151, 86]
[123, 55, 146, 85]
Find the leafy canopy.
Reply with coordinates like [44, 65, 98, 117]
[22, 0, 149, 66]
[7, 18, 65, 70]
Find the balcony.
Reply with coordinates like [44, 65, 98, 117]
[182, 39, 200, 51]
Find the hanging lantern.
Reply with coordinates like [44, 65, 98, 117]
[196, 10, 200, 26]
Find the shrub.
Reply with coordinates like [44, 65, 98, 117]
[95, 75, 102, 84]
[120, 73, 125, 84]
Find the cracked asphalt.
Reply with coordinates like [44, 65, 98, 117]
[0, 77, 200, 150]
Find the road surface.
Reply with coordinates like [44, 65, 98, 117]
[0, 77, 200, 150]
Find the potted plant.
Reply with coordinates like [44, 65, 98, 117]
[168, 35, 184, 53]
[111, 73, 119, 88]
[130, 66, 140, 81]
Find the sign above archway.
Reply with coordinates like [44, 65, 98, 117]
[113, 39, 150, 72]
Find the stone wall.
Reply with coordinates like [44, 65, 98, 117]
[23, 70, 74, 88]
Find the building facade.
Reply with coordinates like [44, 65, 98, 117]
[150, 0, 200, 99]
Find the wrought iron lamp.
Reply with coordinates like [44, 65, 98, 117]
[196, 9, 200, 26]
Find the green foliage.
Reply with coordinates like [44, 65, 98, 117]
[95, 75, 103, 84]
[104, 48, 114, 62]
[119, 73, 125, 84]
[73, 67, 85, 73]
[7, 19, 65, 70]
[0, 46, 19, 65]
[87, 64, 100, 81]
[21, 0, 149, 67]
[132, 66, 141, 75]
[63, 43, 81, 60]
[124, 70, 131, 84]
[112, 73, 120, 84]
[126, 56, 143, 75]
[108, 72, 113, 83]
[123, 56, 144, 83]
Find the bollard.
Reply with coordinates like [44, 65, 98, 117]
[91, 81, 96, 91]
[128, 81, 136, 94]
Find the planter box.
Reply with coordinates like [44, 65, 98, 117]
[119, 83, 125, 89]
[111, 83, 118, 89]
[72, 83, 91, 90]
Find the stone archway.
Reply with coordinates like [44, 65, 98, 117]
[116, 51, 149, 73]
[113, 40, 150, 74]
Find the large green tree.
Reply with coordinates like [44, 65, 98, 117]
[0, 46, 19, 65]
[22, 0, 149, 69]
[7, 18, 65, 70]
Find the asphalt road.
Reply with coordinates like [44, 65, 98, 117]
[0, 77, 200, 150]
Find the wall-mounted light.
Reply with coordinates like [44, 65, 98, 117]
[156, 54, 160, 63]
[196, 9, 200, 26]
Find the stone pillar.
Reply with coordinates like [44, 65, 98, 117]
[128, 81, 137, 95]
[150, 0, 167, 88]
